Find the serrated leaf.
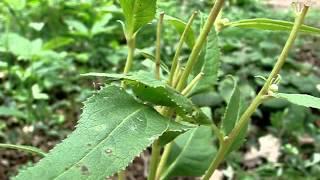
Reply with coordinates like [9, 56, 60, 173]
[192, 28, 220, 95]
[82, 71, 212, 125]
[119, 0, 157, 35]
[225, 18, 320, 35]
[221, 78, 241, 135]
[161, 126, 216, 179]
[15, 85, 188, 180]
[275, 93, 320, 110]
[165, 15, 196, 48]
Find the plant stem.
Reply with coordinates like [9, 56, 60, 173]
[118, 171, 125, 180]
[156, 13, 165, 80]
[168, 11, 198, 86]
[181, 72, 203, 96]
[202, 5, 309, 180]
[176, 0, 225, 92]
[123, 37, 136, 75]
[155, 142, 173, 180]
[148, 141, 161, 180]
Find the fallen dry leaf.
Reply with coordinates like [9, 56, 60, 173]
[244, 134, 281, 168]
[258, 134, 281, 163]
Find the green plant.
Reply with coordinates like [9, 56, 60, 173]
[2, 0, 320, 179]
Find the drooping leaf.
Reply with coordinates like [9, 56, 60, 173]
[119, 0, 157, 35]
[15, 85, 188, 180]
[165, 15, 196, 48]
[192, 28, 220, 95]
[225, 18, 320, 35]
[161, 126, 216, 179]
[221, 77, 241, 135]
[82, 71, 212, 125]
[274, 93, 320, 110]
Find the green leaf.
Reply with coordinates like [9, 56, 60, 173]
[137, 50, 170, 73]
[0, 144, 46, 157]
[43, 37, 75, 50]
[119, 0, 157, 35]
[15, 85, 187, 180]
[221, 78, 241, 135]
[225, 18, 320, 35]
[91, 14, 113, 36]
[161, 126, 216, 179]
[0, 106, 26, 119]
[65, 19, 89, 36]
[165, 15, 196, 48]
[192, 28, 220, 95]
[275, 93, 320, 110]
[82, 71, 211, 125]
[4, 0, 26, 10]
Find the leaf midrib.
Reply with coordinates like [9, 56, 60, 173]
[54, 106, 146, 179]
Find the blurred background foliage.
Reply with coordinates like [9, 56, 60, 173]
[0, 0, 319, 179]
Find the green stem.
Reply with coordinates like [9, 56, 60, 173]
[123, 37, 136, 75]
[148, 141, 161, 180]
[155, 142, 173, 180]
[118, 171, 125, 180]
[202, 5, 309, 180]
[168, 11, 198, 85]
[156, 13, 165, 80]
[176, 0, 225, 92]
[0, 143, 46, 157]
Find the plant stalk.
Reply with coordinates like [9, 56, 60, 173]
[176, 0, 225, 92]
[168, 11, 198, 85]
[156, 13, 165, 80]
[202, 5, 309, 180]
[148, 141, 161, 180]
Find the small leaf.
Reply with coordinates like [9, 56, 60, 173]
[165, 15, 196, 48]
[192, 28, 220, 95]
[64, 19, 89, 36]
[221, 78, 241, 135]
[275, 93, 320, 110]
[225, 18, 320, 35]
[15, 85, 188, 179]
[43, 37, 75, 50]
[161, 126, 216, 179]
[137, 50, 170, 73]
[91, 14, 113, 36]
[119, 0, 157, 35]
